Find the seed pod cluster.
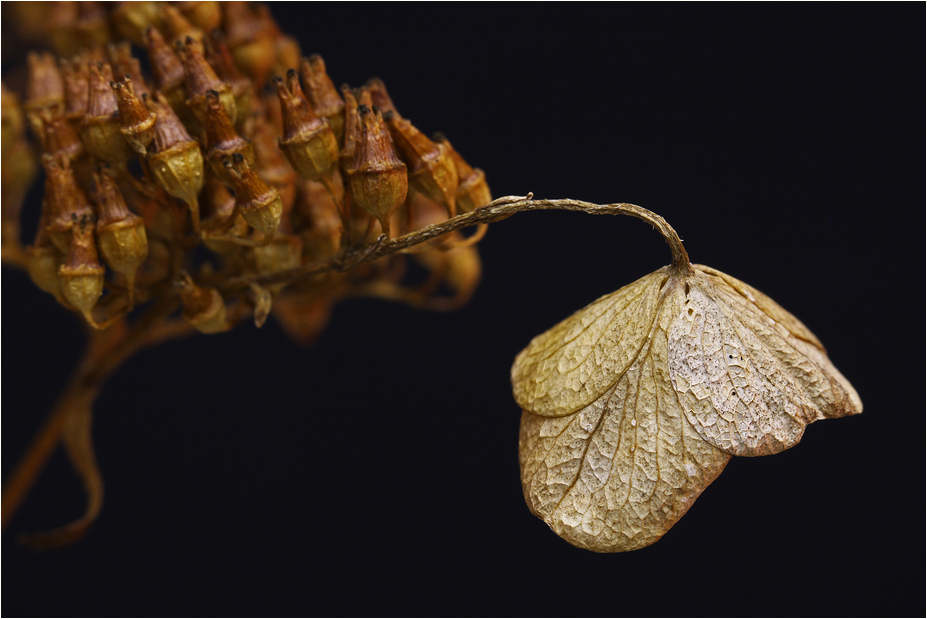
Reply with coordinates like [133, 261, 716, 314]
[3, 3, 492, 340]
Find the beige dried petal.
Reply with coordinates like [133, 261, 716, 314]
[512, 263, 862, 552]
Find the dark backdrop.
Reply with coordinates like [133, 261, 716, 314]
[3, 4, 922, 616]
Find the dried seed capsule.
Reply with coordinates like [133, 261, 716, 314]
[249, 110, 298, 223]
[175, 1, 222, 33]
[25, 52, 65, 141]
[175, 273, 228, 334]
[145, 27, 190, 120]
[160, 3, 205, 49]
[60, 54, 91, 124]
[26, 240, 64, 300]
[339, 85, 359, 177]
[80, 63, 133, 169]
[433, 133, 492, 213]
[58, 215, 106, 328]
[274, 70, 338, 183]
[42, 153, 95, 253]
[111, 1, 164, 46]
[250, 234, 303, 294]
[2, 110, 38, 254]
[1, 82, 25, 156]
[178, 36, 236, 126]
[346, 105, 408, 238]
[223, 1, 277, 86]
[223, 153, 283, 237]
[205, 30, 253, 126]
[147, 93, 205, 231]
[26, 52, 65, 111]
[107, 42, 151, 99]
[299, 55, 345, 144]
[70, 2, 112, 52]
[385, 112, 458, 218]
[294, 179, 341, 261]
[93, 166, 148, 307]
[204, 89, 254, 185]
[271, 33, 302, 87]
[365, 78, 399, 117]
[200, 177, 248, 254]
[111, 77, 157, 155]
[40, 109, 86, 163]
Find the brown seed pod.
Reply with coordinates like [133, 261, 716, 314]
[200, 177, 248, 254]
[270, 34, 302, 88]
[365, 78, 399, 117]
[433, 133, 492, 213]
[145, 26, 190, 120]
[40, 109, 86, 163]
[346, 105, 408, 238]
[25, 52, 65, 114]
[274, 70, 338, 184]
[299, 55, 345, 144]
[147, 92, 205, 231]
[93, 167, 148, 307]
[223, 153, 282, 237]
[111, 77, 157, 155]
[177, 36, 236, 126]
[25, 212, 64, 301]
[223, 1, 277, 87]
[160, 3, 205, 50]
[111, 1, 164, 47]
[1, 82, 25, 155]
[248, 110, 298, 223]
[58, 215, 106, 328]
[338, 85, 359, 177]
[205, 30, 253, 126]
[175, 1, 222, 34]
[42, 153, 95, 253]
[107, 42, 151, 99]
[294, 179, 342, 261]
[204, 89, 254, 185]
[250, 234, 303, 294]
[175, 273, 228, 334]
[80, 63, 133, 169]
[385, 112, 458, 218]
[59, 54, 92, 124]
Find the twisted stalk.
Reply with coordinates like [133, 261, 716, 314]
[223, 194, 690, 293]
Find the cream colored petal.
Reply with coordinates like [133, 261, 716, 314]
[512, 266, 670, 418]
[519, 301, 731, 553]
[668, 267, 862, 457]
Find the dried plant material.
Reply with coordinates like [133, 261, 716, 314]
[513, 259, 862, 552]
[249, 283, 273, 328]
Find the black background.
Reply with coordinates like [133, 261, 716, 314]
[3, 4, 923, 616]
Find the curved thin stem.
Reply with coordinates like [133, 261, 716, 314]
[222, 194, 690, 291]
